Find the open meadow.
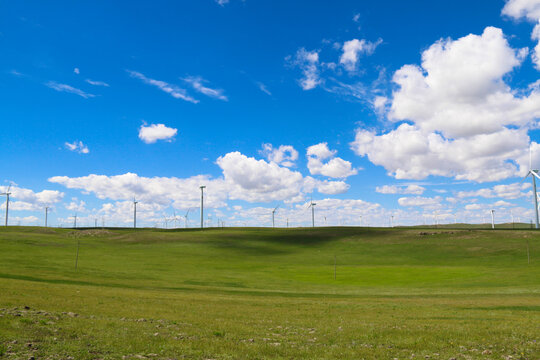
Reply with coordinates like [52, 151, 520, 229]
[0, 226, 539, 359]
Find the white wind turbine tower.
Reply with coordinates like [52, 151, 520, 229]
[490, 209, 495, 229]
[45, 206, 49, 227]
[200, 185, 206, 229]
[1, 184, 12, 226]
[133, 198, 138, 229]
[272, 205, 279, 228]
[522, 144, 540, 229]
[308, 198, 316, 227]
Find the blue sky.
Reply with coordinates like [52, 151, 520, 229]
[2, 0, 540, 227]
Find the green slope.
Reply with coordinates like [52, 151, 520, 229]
[0, 226, 538, 359]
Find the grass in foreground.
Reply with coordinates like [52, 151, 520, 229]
[0, 226, 538, 359]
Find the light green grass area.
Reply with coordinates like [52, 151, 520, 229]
[0, 226, 538, 359]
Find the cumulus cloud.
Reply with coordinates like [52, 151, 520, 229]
[183, 76, 228, 101]
[49, 151, 351, 209]
[502, 0, 540, 69]
[287, 48, 321, 90]
[0, 184, 64, 211]
[340, 38, 382, 71]
[65, 141, 89, 154]
[46, 81, 94, 98]
[260, 144, 299, 167]
[376, 184, 425, 195]
[456, 182, 531, 199]
[398, 196, 442, 208]
[127, 70, 198, 103]
[351, 27, 540, 182]
[138, 123, 178, 144]
[307, 143, 357, 178]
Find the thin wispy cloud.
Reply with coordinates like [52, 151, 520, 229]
[73, 67, 80, 74]
[85, 79, 110, 87]
[183, 76, 228, 101]
[215, 0, 230, 6]
[45, 81, 95, 98]
[65, 141, 89, 154]
[127, 70, 198, 104]
[257, 82, 272, 96]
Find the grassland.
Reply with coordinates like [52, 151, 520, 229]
[0, 226, 538, 359]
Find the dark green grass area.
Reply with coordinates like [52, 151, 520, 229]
[0, 226, 538, 359]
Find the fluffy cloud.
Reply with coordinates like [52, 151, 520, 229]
[260, 144, 298, 167]
[351, 27, 540, 182]
[46, 81, 94, 98]
[49, 151, 350, 208]
[127, 70, 198, 103]
[398, 196, 442, 208]
[65, 141, 89, 154]
[307, 143, 357, 178]
[376, 184, 425, 195]
[138, 123, 178, 144]
[0, 185, 64, 211]
[287, 48, 321, 90]
[456, 182, 531, 199]
[503, 0, 540, 69]
[340, 38, 382, 71]
[183, 76, 227, 101]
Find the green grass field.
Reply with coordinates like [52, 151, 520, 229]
[0, 226, 539, 359]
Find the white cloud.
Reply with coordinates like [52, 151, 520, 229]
[503, 0, 540, 69]
[353, 13, 361, 22]
[307, 143, 357, 178]
[215, 0, 229, 6]
[376, 184, 425, 195]
[183, 76, 228, 101]
[456, 182, 531, 199]
[85, 79, 110, 87]
[351, 27, 540, 182]
[138, 123, 178, 144]
[73, 68, 80, 74]
[257, 82, 272, 96]
[46, 81, 94, 98]
[260, 144, 299, 167]
[49, 152, 350, 208]
[288, 48, 321, 90]
[127, 70, 198, 103]
[340, 38, 382, 71]
[65, 198, 87, 213]
[0, 185, 64, 211]
[398, 196, 442, 208]
[465, 204, 482, 211]
[65, 141, 89, 154]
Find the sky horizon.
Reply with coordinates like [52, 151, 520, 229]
[2, 0, 540, 228]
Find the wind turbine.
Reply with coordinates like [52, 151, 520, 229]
[184, 208, 191, 228]
[133, 198, 138, 229]
[490, 209, 495, 229]
[272, 205, 279, 228]
[308, 198, 316, 227]
[1, 184, 11, 226]
[522, 145, 540, 229]
[44, 206, 49, 227]
[72, 213, 77, 228]
[200, 185, 206, 229]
